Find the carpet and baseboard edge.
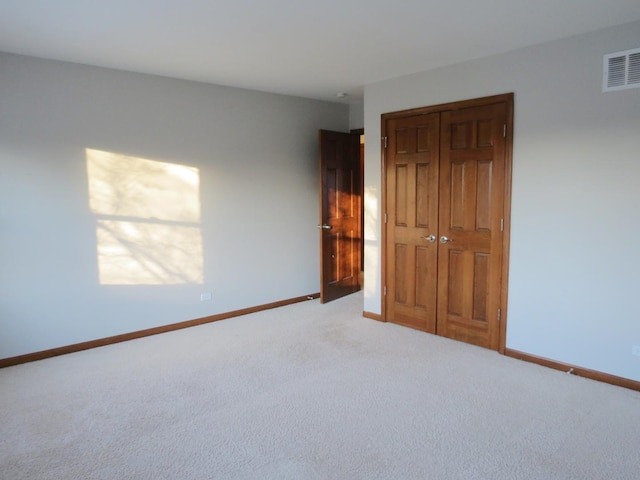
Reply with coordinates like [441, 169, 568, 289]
[4, 302, 638, 393]
[505, 348, 640, 392]
[0, 292, 321, 368]
[362, 311, 383, 322]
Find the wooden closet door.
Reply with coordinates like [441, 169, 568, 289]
[383, 95, 511, 351]
[436, 102, 508, 350]
[385, 113, 440, 332]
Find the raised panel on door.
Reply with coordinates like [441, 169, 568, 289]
[385, 113, 440, 332]
[319, 130, 361, 303]
[436, 102, 507, 349]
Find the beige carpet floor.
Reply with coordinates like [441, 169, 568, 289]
[1, 291, 639, 479]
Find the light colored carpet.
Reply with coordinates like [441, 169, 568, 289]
[1, 292, 639, 480]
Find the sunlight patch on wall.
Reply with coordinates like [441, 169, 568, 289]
[364, 185, 378, 242]
[364, 185, 379, 297]
[86, 149, 203, 285]
[88, 149, 200, 221]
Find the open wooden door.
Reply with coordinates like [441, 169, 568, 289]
[319, 130, 361, 303]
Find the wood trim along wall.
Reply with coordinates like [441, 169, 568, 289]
[505, 348, 640, 392]
[0, 293, 321, 369]
[362, 311, 384, 322]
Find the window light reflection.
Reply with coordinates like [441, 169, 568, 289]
[86, 148, 203, 285]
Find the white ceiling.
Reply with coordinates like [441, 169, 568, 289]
[1, 0, 640, 103]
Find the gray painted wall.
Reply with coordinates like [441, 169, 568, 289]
[0, 53, 348, 358]
[349, 102, 364, 130]
[363, 21, 640, 381]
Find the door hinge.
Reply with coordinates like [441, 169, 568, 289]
[500, 218, 504, 231]
[384, 286, 387, 296]
[503, 124, 507, 137]
[498, 308, 502, 321]
[384, 213, 388, 223]
[382, 136, 388, 148]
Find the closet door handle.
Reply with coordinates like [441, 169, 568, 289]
[421, 234, 436, 242]
[317, 224, 332, 230]
[440, 236, 453, 244]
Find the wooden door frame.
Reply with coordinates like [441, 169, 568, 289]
[380, 93, 514, 353]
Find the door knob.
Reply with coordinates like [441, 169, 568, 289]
[317, 224, 332, 230]
[440, 235, 452, 244]
[421, 234, 436, 242]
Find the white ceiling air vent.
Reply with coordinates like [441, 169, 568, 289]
[603, 47, 640, 92]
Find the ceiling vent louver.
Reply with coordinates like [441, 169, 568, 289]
[603, 48, 640, 92]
